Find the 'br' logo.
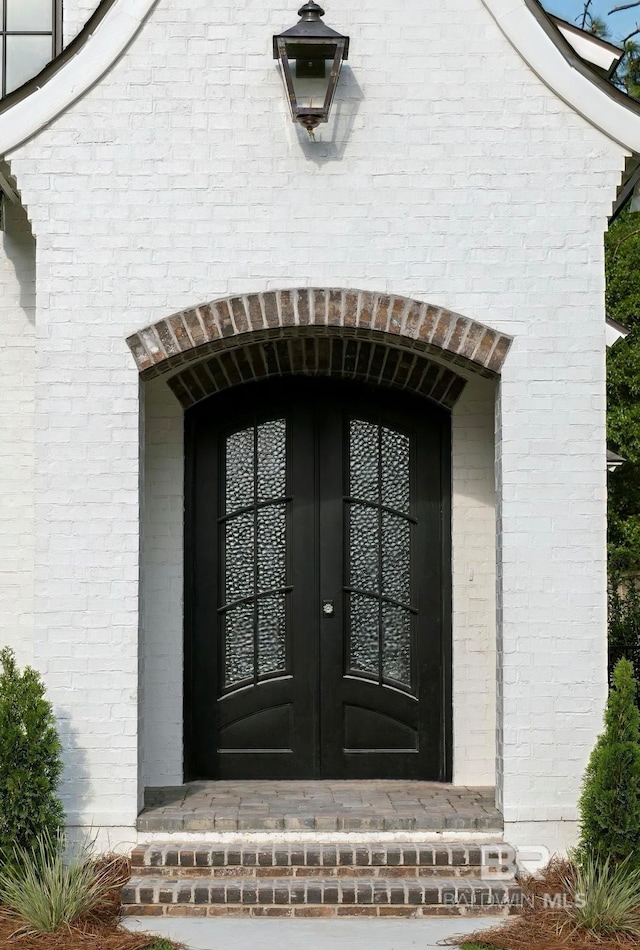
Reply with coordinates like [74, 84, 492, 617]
[480, 845, 550, 880]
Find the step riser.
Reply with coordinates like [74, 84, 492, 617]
[138, 819, 502, 832]
[122, 878, 520, 911]
[134, 865, 487, 878]
[131, 844, 500, 871]
[122, 905, 513, 918]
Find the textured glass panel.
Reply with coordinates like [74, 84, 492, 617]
[349, 593, 379, 676]
[225, 513, 254, 604]
[7, 0, 53, 31]
[225, 427, 254, 514]
[257, 420, 286, 502]
[349, 504, 379, 594]
[224, 602, 254, 687]
[382, 603, 412, 687]
[5, 35, 52, 93]
[257, 595, 287, 676]
[381, 427, 411, 514]
[257, 505, 286, 593]
[349, 420, 379, 503]
[381, 512, 411, 605]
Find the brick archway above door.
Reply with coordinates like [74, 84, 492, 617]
[126, 289, 512, 409]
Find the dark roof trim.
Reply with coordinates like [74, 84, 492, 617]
[0, 0, 117, 117]
[611, 163, 640, 223]
[607, 316, 631, 336]
[607, 448, 626, 470]
[526, 0, 640, 120]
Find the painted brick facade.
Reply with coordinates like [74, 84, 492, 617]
[62, 1, 102, 45]
[0, 0, 628, 850]
[0, 199, 35, 666]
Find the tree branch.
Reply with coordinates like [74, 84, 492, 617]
[610, 2, 640, 13]
[613, 229, 640, 261]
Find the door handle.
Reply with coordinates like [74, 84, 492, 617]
[322, 599, 335, 618]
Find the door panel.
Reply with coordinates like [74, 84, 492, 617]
[185, 377, 451, 781]
[343, 705, 418, 752]
[217, 704, 294, 751]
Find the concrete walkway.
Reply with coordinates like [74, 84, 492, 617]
[124, 915, 500, 950]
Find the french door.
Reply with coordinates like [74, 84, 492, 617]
[184, 377, 451, 780]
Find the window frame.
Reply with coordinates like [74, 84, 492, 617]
[1, 0, 62, 99]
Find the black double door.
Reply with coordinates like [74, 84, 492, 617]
[185, 378, 451, 781]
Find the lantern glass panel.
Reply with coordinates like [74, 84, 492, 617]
[284, 41, 337, 111]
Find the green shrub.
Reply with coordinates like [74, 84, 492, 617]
[578, 658, 640, 865]
[0, 829, 126, 934]
[562, 853, 640, 938]
[609, 577, 640, 693]
[0, 647, 64, 866]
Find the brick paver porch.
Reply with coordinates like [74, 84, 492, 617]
[137, 781, 502, 833]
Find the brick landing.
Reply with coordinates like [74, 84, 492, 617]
[137, 781, 502, 833]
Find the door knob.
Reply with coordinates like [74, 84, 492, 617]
[322, 600, 335, 618]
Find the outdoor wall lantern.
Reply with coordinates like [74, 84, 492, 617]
[273, 2, 350, 137]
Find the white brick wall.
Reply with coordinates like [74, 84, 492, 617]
[141, 378, 184, 788]
[452, 376, 497, 787]
[4, 0, 627, 846]
[0, 199, 35, 667]
[62, 1, 101, 45]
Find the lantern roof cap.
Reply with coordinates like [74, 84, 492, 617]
[273, 3, 349, 58]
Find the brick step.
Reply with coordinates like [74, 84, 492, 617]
[131, 841, 505, 875]
[132, 865, 488, 879]
[122, 874, 520, 918]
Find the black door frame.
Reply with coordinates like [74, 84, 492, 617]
[183, 376, 453, 783]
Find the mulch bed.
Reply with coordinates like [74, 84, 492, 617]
[459, 860, 640, 950]
[0, 858, 176, 950]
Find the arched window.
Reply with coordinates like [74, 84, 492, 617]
[2, 0, 60, 97]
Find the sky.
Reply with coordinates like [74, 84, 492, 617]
[541, 0, 640, 44]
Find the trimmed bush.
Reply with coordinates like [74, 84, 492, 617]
[0, 647, 64, 866]
[578, 658, 640, 865]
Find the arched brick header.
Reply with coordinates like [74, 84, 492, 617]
[166, 333, 466, 409]
[126, 289, 512, 408]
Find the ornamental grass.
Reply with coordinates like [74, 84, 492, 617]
[458, 858, 640, 950]
[0, 833, 178, 950]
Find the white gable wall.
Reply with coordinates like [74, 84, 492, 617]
[4, 0, 626, 847]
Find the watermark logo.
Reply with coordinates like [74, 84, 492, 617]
[480, 844, 550, 881]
